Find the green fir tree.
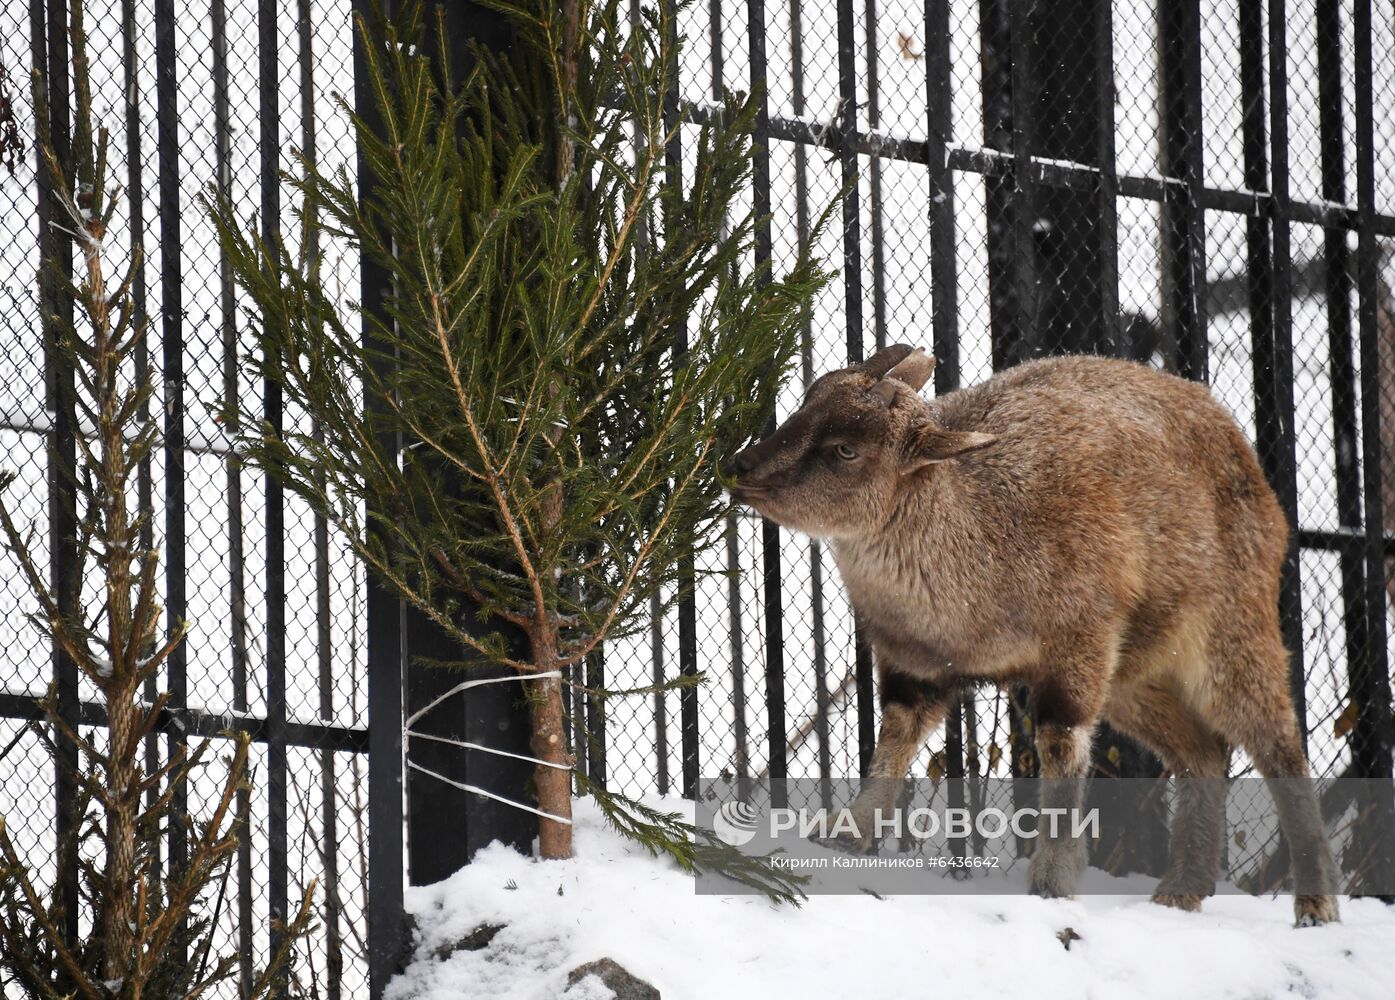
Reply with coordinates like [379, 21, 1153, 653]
[209, 0, 824, 899]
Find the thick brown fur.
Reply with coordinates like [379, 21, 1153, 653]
[727, 346, 1339, 925]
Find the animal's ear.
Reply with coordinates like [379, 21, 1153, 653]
[852, 344, 915, 379]
[905, 421, 998, 470]
[883, 349, 935, 392]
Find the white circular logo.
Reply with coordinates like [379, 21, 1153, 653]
[713, 800, 760, 847]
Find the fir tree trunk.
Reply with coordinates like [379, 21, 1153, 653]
[87, 178, 140, 984]
[527, 628, 574, 858]
[103, 684, 138, 979]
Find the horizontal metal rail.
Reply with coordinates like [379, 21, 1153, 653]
[682, 101, 1395, 237]
[0, 692, 369, 753]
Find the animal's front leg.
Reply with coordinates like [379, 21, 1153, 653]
[1025, 648, 1109, 898]
[844, 670, 949, 851]
[1027, 718, 1096, 899]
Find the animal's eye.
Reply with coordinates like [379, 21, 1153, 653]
[833, 443, 858, 461]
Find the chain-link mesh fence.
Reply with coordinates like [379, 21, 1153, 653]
[6, 1, 1395, 993]
[1, 1, 369, 996]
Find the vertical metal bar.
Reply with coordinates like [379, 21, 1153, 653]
[720, 523, 750, 800]
[1246, 0, 1305, 726]
[1007, 0, 1036, 362]
[355, 3, 406, 994]
[710, 0, 753, 807]
[650, 592, 669, 794]
[834, 0, 863, 367]
[1159, 0, 1208, 382]
[297, 3, 342, 995]
[585, 646, 606, 790]
[786, 0, 829, 804]
[632, 0, 660, 797]
[925, 0, 966, 847]
[708, 0, 723, 95]
[865, 0, 886, 348]
[565, 644, 583, 780]
[1241, 0, 1278, 608]
[34, 0, 78, 945]
[836, 0, 874, 780]
[1351, 0, 1394, 783]
[209, 0, 254, 985]
[944, 698, 967, 856]
[747, 0, 786, 806]
[925, 0, 957, 389]
[120, 0, 165, 971]
[659, 1, 699, 801]
[1352, 0, 1395, 896]
[153, 0, 188, 962]
[1314, 0, 1362, 760]
[1095, 0, 1119, 348]
[923, 59, 962, 836]
[259, 0, 290, 979]
[979, 0, 1019, 370]
[1000, 0, 1036, 782]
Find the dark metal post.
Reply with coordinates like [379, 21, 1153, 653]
[835, 0, 875, 779]
[1007, 0, 1036, 364]
[1024, 0, 1110, 358]
[400, 1, 535, 878]
[925, 0, 957, 394]
[257, 0, 292, 978]
[712, 0, 744, 795]
[652, 591, 670, 794]
[355, 4, 406, 994]
[296, 4, 344, 994]
[1093, 0, 1120, 352]
[1244, 0, 1305, 725]
[209, 0, 255, 983]
[865, 0, 886, 347]
[784, 0, 830, 804]
[153, 0, 190, 960]
[1159, 0, 1208, 382]
[656, 1, 699, 801]
[34, 0, 78, 945]
[1312, 0, 1364, 766]
[978, 0, 1021, 370]
[743, 0, 787, 805]
[119, 0, 169, 977]
[1351, 0, 1395, 798]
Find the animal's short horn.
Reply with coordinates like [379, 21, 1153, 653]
[882, 349, 935, 392]
[853, 344, 915, 379]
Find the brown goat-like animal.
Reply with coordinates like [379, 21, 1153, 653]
[727, 345, 1338, 925]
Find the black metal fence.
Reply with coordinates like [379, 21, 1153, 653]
[1, 0, 373, 996]
[4, 1, 1395, 998]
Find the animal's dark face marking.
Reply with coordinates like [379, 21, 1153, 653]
[724, 368, 913, 539]
[725, 346, 991, 539]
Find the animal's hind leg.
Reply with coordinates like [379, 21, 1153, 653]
[1105, 680, 1228, 912]
[1208, 628, 1340, 926]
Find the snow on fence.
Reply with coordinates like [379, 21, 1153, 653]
[2, 1, 1395, 999]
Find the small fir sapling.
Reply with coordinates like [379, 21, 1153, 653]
[0, 4, 314, 995]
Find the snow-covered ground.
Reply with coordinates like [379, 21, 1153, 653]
[391, 797, 1395, 1000]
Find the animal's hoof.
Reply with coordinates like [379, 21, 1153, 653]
[811, 834, 878, 856]
[1294, 895, 1340, 927]
[1151, 892, 1204, 913]
[1028, 851, 1083, 900]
